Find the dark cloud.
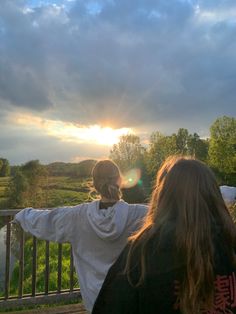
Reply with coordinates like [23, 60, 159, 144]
[0, 0, 236, 162]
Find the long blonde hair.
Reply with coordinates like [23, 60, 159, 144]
[92, 160, 122, 201]
[125, 156, 236, 314]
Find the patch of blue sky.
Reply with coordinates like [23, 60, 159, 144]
[0, 18, 6, 35]
[27, 0, 70, 8]
[27, 0, 102, 15]
[85, 2, 103, 15]
[148, 10, 163, 19]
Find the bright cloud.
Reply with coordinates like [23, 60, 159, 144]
[10, 113, 132, 146]
[195, 5, 236, 23]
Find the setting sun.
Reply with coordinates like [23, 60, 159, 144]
[61, 124, 132, 146]
[11, 113, 132, 146]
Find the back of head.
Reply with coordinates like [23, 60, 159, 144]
[155, 156, 229, 229]
[128, 156, 236, 314]
[92, 160, 122, 201]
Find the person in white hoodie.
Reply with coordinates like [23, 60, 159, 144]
[15, 160, 147, 313]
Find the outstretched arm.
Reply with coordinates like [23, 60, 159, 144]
[15, 205, 80, 243]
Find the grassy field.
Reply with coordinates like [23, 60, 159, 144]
[0, 176, 94, 209]
[43, 176, 93, 207]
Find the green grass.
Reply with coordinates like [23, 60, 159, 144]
[46, 176, 92, 191]
[42, 177, 93, 207]
[0, 176, 93, 209]
[45, 189, 90, 207]
[7, 238, 79, 297]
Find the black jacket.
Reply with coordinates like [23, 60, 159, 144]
[92, 227, 236, 314]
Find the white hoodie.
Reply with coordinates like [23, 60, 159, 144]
[15, 200, 147, 312]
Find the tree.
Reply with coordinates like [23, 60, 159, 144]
[110, 134, 145, 171]
[7, 171, 29, 208]
[7, 160, 48, 208]
[0, 158, 10, 177]
[110, 135, 148, 203]
[187, 133, 209, 161]
[21, 160, 48, 207]
[208, 116, 236, 184]
[173, 129, 209, 160]
[145, 132, 177, 179]
[175, 128, 189, 154]
[145, 129, 209, 180]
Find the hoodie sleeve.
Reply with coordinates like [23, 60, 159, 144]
[14, 206, 80, 243]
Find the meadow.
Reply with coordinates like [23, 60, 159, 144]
[0, 175, 93, 210]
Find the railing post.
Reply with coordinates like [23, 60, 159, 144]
[32, 236, 37, 297]
[57, 243, 62, 293]
[45, 240, 50, 295]
[18, 228, 24, 298]
[4, 216, 11, 300]
[70, 245, 74, 292]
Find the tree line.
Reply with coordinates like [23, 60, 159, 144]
[110, 116, 236, 202]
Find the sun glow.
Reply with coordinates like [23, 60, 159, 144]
[11, 113, 132, 146]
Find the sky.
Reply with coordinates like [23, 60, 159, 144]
[0, 0, 235, 165]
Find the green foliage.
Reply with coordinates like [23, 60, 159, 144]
[9, 238, 79, 296]
[110, 134, 149, 202]
[7, 160, 47, 208]
[0, 177, 10, 209]
[110, 134, 146, 171]
[46, 189, 90, 207]
[187, 133, 209, 161]
[175, 128, 189, 154]
[43, 176, 92, 207]
[145, 129, 209, 180]
[47, 160, 96, 177]
[209, 116, 236, 185]
[145, 132, 177, 178]
[2, 176, 92, 210]
[0, 158, 10, 177]
[7, 171, 29, 208]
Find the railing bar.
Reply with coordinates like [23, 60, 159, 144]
[0, 209, 21, 216]
[0, 288, 81, 301]
[31, 236, 37, 297]
[4, 217, 11, 300]
[18, 228, 24, 298]
[45, 241, 50, 295]
[57, 243, 62, 293]
[69, 245, 74, 292]
[0, 288, 80, 300]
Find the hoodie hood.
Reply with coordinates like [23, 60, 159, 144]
[87, 200, 129, 241]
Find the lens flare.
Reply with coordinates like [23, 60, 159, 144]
[122, 168, 142, 189]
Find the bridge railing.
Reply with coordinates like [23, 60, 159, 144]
[0, 209, 81, 310]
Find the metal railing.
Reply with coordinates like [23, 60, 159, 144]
[0, 209, 81, 310]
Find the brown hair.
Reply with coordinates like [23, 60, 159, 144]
[125, 156, 236, 314]
[92, 160, 122, 201]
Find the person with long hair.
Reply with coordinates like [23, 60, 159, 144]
[92, 156, 236, 314]
[15, 160, 147, 313]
